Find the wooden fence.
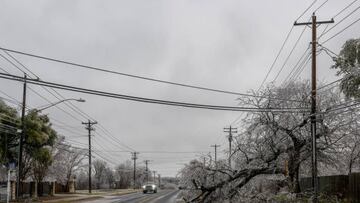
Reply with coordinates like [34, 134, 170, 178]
[300, 173, 360, 202]
[20, 182, 52, 197]
[349, 173, 360, 202]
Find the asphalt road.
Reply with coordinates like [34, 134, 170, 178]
[88, 190, 183, 203]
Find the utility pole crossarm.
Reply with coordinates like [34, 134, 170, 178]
[294, 19, 334, 26]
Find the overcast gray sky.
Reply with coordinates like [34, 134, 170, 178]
[0, 0, 359, 177]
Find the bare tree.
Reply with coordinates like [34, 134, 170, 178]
[180, 81, 358, 202]
[104, 167, 115, 188]
[49, 138, 86, 189]
[114, 160, 132, 188]
[93, 159, 107, 189]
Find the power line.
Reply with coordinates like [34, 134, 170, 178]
[95, 127, 135, 152]
[79, 149, 210, 154]
[130, 151, 208, 154]
[52, 123, 84, 133]
[317, 44, 340, 60]
[296, 0, 318, 21]
[235, 1, 318, 127]
[0, 113, 19, 123]
[313, 0, 329, 13]
[319, 4, 360, 38]
[94, 131, 134, 152]
[92, 150, 118, 166]
[2, 51, 39, 79]
[0, 72, 309, 112]
[2, 51, 119, 152]
[0, 46, 305, 103]
[0, 65, 11, 74]
[0, 123, 18, 130]
[326, 105, 360, 115]
[233, 57, 312, 123]
[1, 51, 89, 123]
[0, 53, 26, 76]
[1, 53, 141, 153]
[287, 52, 313, 82]
[323, 101, 360, 114]
[0, 95, 21, 107]
[92, 137, 123, 162]
[0, 89, 98, 145]
[272, 21, 308, 83]
[0, 89, 21, 106]
[334, 0, 359, 19]
[321, 16, 360, 44]
[64, 139, 88, 147]
[317, 79, 342, 91]
[54, 127, 86, 137]
[282, 51, 311, 86]
[286, 47, 324, 86]
[27, 86, 82, 121]
[257, 26, 295, 90]
[281, 45, 311, 85]
[0, 92, 85, 135]
[0, 129, 18, 136]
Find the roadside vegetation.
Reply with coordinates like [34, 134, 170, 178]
[179, 39, 360, 202]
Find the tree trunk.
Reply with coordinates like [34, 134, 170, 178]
[348, 159, 353, 175]
[66, 181, 69, 192]
[32, 182, 38, 198]
[288, 149, 301, 193]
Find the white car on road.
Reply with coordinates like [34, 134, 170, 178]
[142, 184, 157, 193]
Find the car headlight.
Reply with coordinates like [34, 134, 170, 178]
[142, 186, 145, 189]
[152, 185, 156, 189]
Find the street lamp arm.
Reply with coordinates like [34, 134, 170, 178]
[34, 98, 85, 112]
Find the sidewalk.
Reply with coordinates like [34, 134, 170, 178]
[41, 189, 140, 203]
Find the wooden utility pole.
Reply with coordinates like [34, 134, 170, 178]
[16, 74, 27, 199]
[158, 174, 161, 187]
[210, 144, 220, 166]
[224, 126, 237, 168]
[294, 13, 333, 203]
[144, 160, 151, 183]
[82, 120, 97, 194]
[153, 171, 156, 182]
[131, 152, 139, 189]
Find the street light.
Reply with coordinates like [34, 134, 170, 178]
[34, 98, 85, 112]
[17, 97, 85, 199]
